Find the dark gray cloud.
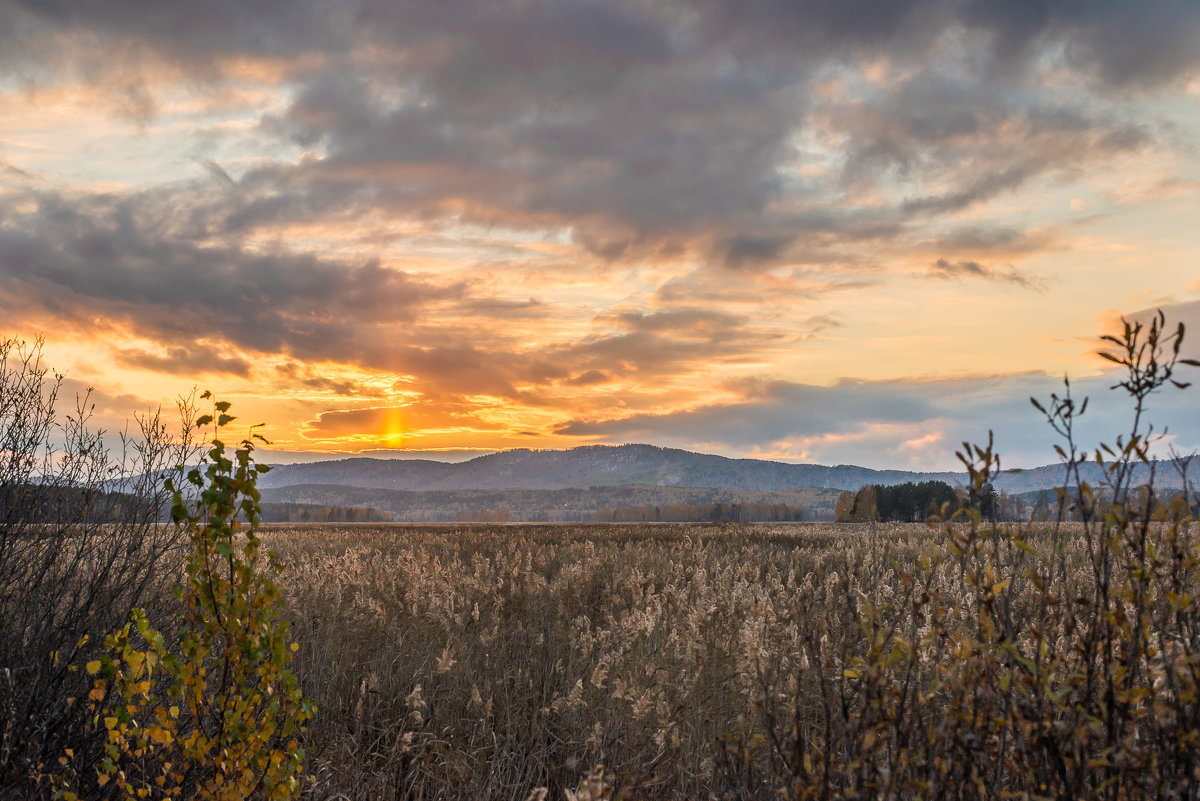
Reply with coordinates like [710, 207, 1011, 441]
[823, 71, 1155, 218]
[963, 0, 1200, 88]
[251, 45, 799, 265]
[1, 0, 350, 75]
[4, 0, 1187, 274]
[114, 344, 251, 377]
[0, 183, 794, 400]
[0, 187, 466, 374]
[12, 0, 1197, 91]
[557, 308, 785, 376]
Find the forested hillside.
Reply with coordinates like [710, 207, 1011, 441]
[260, 482, 844, 522]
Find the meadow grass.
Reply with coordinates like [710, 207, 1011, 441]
[260, 517, 1200, 800]
[267, 521, 904, 799]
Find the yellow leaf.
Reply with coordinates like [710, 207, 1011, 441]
[96, 773, 110, 787]
[85, 660, 102, 676]
[104, 716, 118, 730]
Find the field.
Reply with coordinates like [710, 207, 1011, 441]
[260, 516, 1200, 800]
[270, 521, 862, 800]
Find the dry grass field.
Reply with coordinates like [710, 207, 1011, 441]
[261, 515, 1200, 800]
[269, 521, 858, 800]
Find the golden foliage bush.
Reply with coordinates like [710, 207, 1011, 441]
[55, 397, 310, 801]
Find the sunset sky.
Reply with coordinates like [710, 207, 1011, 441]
[1, 0, 1198, 470]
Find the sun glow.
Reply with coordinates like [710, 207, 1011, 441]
[380, 406, 407, 447]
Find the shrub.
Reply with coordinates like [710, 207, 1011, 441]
[0, 337, 195, 797]
[55, 395, 311, 800]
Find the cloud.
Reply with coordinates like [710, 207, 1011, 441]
[4, 0, 1183, 277]
[823, 71, 1155, 218]
[199, 159, 237, 188]
[0, 181, 798, 410]
[0, 187, 466, 374]
[962, 0, 1200, 88]
[114, 344, 251, 377]
[554, 370, 1200, 469]
[718, 233, 798, 269]
[804, 315, 842, 334]
[10, 1, 1199, 94]
[1116, 299, 1200, 362]
[924, 225, 1059, 258]
[927, 258, 1045, 289]
[555, 308, 786, 377]
[565, 369, 610, 386]
[930, 259, 991, 279]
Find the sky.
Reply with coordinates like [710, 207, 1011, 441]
[1, 0, 1199, 470]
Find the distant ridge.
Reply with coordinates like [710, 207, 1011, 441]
[259, 443, 1182, 494]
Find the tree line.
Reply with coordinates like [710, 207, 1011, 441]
[837, 480, 1200, 524]
[835, 480, 1027, 523]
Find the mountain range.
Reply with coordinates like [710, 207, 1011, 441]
[260, 443, 1189, 495]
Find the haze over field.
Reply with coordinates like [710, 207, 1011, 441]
[2, 1, 1198, 468]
